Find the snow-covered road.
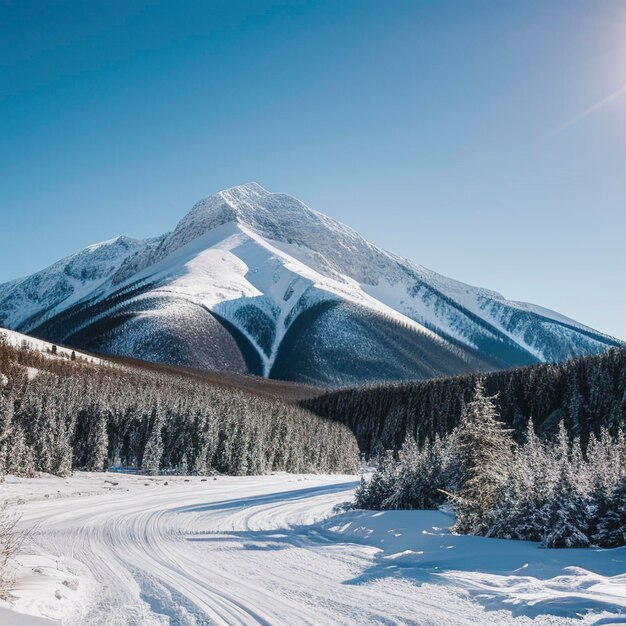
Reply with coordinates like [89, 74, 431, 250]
[2, 473, 625, 625]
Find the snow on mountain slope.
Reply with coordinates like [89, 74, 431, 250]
[0, 183, 620, 384]
[29, 220, 469, 381]
[0, 236, 146, 330]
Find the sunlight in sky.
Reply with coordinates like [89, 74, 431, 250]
[0, 1, 624, 339]
[551, 82, 626, 134]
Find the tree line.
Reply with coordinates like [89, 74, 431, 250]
[0, 336, 359, 478]
[303, 347, 626, 455]
[355, 382, 626, 548]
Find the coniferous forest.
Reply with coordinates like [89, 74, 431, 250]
[0, 336, 360, 478]
[2, 331, 626, 552]
[3, 3, 626, 621]
[303, 347, 626, 456]
[355, 382, 626, 548]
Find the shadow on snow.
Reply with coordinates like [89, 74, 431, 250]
[176, 488, 626, 622]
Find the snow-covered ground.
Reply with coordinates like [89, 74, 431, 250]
[0, 328, 104, 365]
[1, 472, 625, 625]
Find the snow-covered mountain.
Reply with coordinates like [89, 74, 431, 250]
[0, 183, 620, 385]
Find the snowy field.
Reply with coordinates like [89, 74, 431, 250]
[1, 473, 625, 625]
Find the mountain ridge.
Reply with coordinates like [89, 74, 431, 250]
[0, 183, 620, 385]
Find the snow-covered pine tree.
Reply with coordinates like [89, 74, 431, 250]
[540, 426, 590, 548]
[591, 431, 626, 547]
[177, 453, 189, 476]
[9, 426, 35, 477]
[216, 434, 231, 474]
[142, 402, 164, 476]
[75, 402, 109, 472]
[451, 380, 513, 535]
[0, 390, 14, 476]
[192, 411, 213, 475]
[379, 436, 449, 510]
[483, 470, 523, 539]
[369, 439, 385, 465]
[513, 420, 552, 541]
[232, 415, 249, 476]
[382, 436, 421, 509]
[28, 394, 52, 473]
[541, 468, 589, 548]
[354, 450, 397, 510]
[594, 475, 626, 547]
[565, 370, 582, 429]
[418, 436, 449, 509]
[89, 407, 109, 472]
[51, 411, 73, 478]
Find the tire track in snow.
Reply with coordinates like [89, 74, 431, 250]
[17, 477, 360, 624]
[13, 475, 546, 625]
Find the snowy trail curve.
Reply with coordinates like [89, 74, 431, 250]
[7, 473, 611, 625]
[18, 476, 355, 625]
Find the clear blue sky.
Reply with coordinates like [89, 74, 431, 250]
[1, 0, 625, 340]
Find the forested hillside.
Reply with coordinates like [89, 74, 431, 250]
[303, 347, 626, 456]
[0, 336, 359, 477]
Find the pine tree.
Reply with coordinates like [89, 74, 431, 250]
[216, 435, 231, 474]
[0, 391, 14, 475]
[451, 380, 513, 535]
[383, 436, 420, 509]
[484, 472, 524, 540]
[89, 409, 109, 472]
[192, 411, 213, 475]
[369, 439, 385, 464]
[354, 450, 397, 510]
[52, 423, 73, 477]
[594, 475, 626, 547]
[514, 421, 551, 541]
[541, 459, 589, 548]
[232, 416, 249, 476]
[142, 403, 163, 476]
[178, 453, 189, 476]
[7, 426, 33, 477]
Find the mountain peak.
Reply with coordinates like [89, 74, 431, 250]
[217, 181, 274, 215]
[173, 182, 316, 245]
[0, 182, 620, 385]
[221, 181, 269, 196]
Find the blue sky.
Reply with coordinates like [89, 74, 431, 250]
[1, 0, 625, 339]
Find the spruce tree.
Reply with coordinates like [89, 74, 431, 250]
[594, 476, 626, 547]
[216, 435, 231, 474]
[541, 460, 589, 548]
[232, 416, 249, 476]
[142, 403, 163, 476]
[383, 437, 421, 509]
[89, 410, 109, 472]
[53, 427, 73, 477]
[0, 391, 14, 475]
[451, 380, 513, 535]
[354, 450, 397, 510]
